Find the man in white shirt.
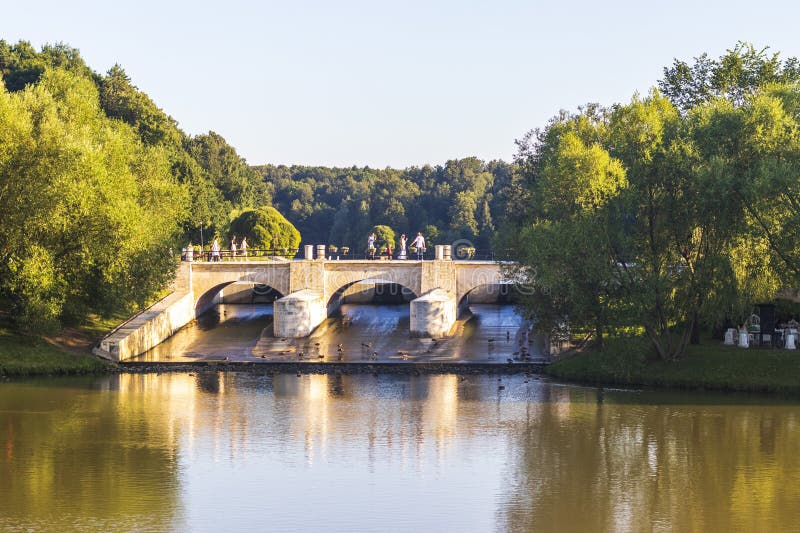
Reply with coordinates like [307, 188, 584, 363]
[411, 232, 425, 260]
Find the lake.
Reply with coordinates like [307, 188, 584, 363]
[2, 303, 798, 532]
[2, 372, 799, 532]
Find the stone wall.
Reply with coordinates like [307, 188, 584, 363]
[94, 291, 195, 362]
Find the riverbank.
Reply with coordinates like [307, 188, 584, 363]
[0, 328, 111, 376]
[546, 338, 800, 394]
[0, 313, 121, 376]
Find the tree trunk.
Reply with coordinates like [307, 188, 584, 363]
[595, 322, 604, 350]
[690, 311, 700, 345]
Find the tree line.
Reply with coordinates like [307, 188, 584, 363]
[255, 157, 518, 253]
[505, 43, 800, 360]
[4, 37, 798, 360]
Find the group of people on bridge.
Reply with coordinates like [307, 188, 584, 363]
[181, 235, 248, 262]
[368, 232, 426, 260]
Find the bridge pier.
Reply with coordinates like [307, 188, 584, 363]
[410, 289, 457, 338]
[273, 289, 327, 337]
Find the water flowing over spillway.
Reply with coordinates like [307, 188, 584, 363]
[135, 303, 537, 363]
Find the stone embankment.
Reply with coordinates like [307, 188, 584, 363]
[117, 361, 549, 375]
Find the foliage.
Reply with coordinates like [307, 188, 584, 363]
[228, 207, 301, 251]
[0, 40, 289, 333]
[513, 47, 800, 361]
[0, 68, 186, 332]
[371, 225, 396, 252]
[659, 41, 800, 111]
[513, 107, 627, 347]
[257, 157, 514, 250]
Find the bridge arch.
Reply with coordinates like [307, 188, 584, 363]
[458, 281, 516, 308]
[189, 263, 291, 315]
[455, 264, 510, 305]
[194, 281, 286, 314]
[323, 264, 422, 305]
[326, 278, 419, 309]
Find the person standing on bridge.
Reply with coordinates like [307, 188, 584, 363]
[240, 236, 248, 260]
[367, 232, 376, 260]
[411, 232, 425, 260]
[230, 235, 237, 261]
[398, 234, 407, 260]
[211, 236, 221, 262]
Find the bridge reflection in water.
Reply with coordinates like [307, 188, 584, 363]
[135, 300, 534, 363]
[4, 371, 799, 532]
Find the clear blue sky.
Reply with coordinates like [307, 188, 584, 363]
[3, 0, 799, 167]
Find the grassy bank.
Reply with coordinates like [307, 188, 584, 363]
[0, 321, 115, 377]
[546, 337, 800, 394]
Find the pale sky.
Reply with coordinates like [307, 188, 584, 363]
[2, 0, 799, 167]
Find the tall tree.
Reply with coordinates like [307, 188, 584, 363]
[0, 68, 186, 331]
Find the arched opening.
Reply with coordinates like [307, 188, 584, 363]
[195, 281, 285, 315]
[137, 281, 286, 362]
[458, 282, 517, 309]
[327, 278, 418, 313]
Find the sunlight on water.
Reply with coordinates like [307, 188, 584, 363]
[1, 375, 799, 532]
[136, 303, 535, 363]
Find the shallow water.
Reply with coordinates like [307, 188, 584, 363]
[136, 303, 537, 363]
[1, 374, 799, 532]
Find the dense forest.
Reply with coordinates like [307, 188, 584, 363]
[256, 159, 518, 251]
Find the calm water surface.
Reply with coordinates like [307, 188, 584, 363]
[2, 373, 799, 532]
[3, 304, 799, 532]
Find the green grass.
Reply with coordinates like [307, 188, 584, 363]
[0, 328, 112, 377]
[546, 337, 800, 394]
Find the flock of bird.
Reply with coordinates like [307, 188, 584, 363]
[253, 327, 536, 371]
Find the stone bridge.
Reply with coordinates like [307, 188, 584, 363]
[97, 249, 511, 361]
[190, 258, 509, 337]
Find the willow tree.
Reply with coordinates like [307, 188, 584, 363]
[605, 92, 749, 358]
[514, 107, 627, 348]
[514, 91, 770, 360]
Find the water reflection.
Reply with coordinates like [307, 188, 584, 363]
[1, 375, 799, 532]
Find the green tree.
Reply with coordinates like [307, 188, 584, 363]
[514, 109, 627, 348]
[659, 42, 800, 112]
[0, 68, 186, 331]
[371, 225, 396, 252]
[229, 207, 301, 252]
